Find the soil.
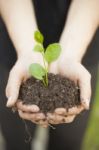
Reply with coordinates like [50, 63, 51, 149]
[18, 73, 81, 114]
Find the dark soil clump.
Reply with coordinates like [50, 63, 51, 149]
[19, 73, 81, 113]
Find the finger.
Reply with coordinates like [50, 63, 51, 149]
[48, 119, 57, 125]
[49, 115, 76, 124]
[78, 66, 91, 109]
[32, 119, 48, 128]
[6, 68, 23, 107]
[55, 106, 84, 116]
[47, 113, 75, 124]
[54, 108, 66, 115]
[67, 106, 84, 115]
[18, 110, 45, 121]
[47, 113, 66, 124]
[37, 119, 48, 127]
[47, 113, 63, 121]
[61, 115, 76, 123]
[17, 101, 39, 112]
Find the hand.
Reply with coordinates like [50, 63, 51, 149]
[6, 51, 48, 126]
[47, 56, 91, 124]
[16, 101, 48, 127]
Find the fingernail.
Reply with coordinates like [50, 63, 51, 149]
[31, 105, 39, 112]
[6, 97, 12, 107]
[6, 96, 15, 107]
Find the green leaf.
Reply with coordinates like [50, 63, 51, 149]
[29, 63, 46, 80]
[34, 30, 44, 44]
[33, 44, 44, 52]
[44, 43, 61, 63]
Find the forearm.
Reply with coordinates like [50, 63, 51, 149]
[60, 0, 99, 62]
[0, 0, 37, 57]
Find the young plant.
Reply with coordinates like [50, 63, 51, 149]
[29, 30, 61, 86]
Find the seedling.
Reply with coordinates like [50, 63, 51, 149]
[29, 30, 61, 86]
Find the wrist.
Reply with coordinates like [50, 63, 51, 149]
[59, 45, 82, 63]
[15, 38, 36, 58]
[59, 35, 85, 62]
[17, 48, 44, 68]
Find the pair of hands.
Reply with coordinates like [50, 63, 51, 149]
[6, 50, 91, 127]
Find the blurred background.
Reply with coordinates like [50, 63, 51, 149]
[82, 68, 99, 150]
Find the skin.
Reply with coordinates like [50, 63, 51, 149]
[0, 0, 99, 127]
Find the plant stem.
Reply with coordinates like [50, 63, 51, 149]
[42, 78, 47, 87]
[42, 52, 48, 86]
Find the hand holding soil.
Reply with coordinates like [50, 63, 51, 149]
[46, 59, 91, 125]
[17, 73, 83, 127]
[17, 60, 91, 127]
[6, 31, 91, 127]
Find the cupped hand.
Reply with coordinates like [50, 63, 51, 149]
[6, 51, 44, 107]
[17, 101, 48, 127]
[6, 51, 48, 126]
[47, 55, 91, 124]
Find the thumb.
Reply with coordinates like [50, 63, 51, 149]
[6, 69, 22, 107]
[78, 66, 91, 110]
